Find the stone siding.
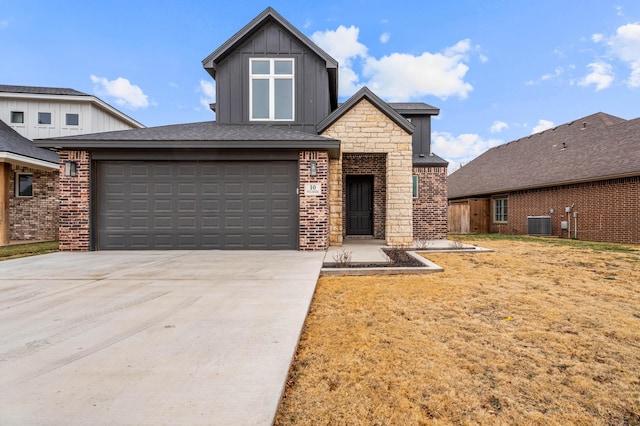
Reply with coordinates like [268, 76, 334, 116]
[413, 166, 448, 240]
[58, 151, 91, 251]
[298, 151, 330, 251]
[9, 165, 58, 241]
[321, 99, 414, 246]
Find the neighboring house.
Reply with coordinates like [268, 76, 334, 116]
[36, 7, 448, 251]
[0, 85, 145, 245]
[448, 112, 640, 244]
[0, 85, 143, 140]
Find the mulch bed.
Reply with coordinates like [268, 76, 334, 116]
[325, 248, 425, 268]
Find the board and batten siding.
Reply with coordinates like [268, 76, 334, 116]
[214, 20, 332, 134]
[0, 98, 138, 140]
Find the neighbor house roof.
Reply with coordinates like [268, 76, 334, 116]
[34, 121, 341, 158]
[316, 86, 416, 135]
[0, 119, 58, 169]
[0, 84, 144, 129]
[448, 112, 640, 199]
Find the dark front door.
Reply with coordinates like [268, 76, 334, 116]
[346, 175, 373, 235]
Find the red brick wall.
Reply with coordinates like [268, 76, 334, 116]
[58, 151, 91, 251]
[413, 166, 448, 240]
[9, 165, 58, 241]
[299, 151, 329, 251]
[491, 176, 639, 244]
[342, 153, 386, 239]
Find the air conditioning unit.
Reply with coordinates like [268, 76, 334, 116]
[527, 216, 552, 236]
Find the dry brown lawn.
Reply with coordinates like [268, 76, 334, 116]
[275, 236, 640, 425]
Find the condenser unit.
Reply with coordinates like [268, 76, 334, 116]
[527, 216, 552, 236]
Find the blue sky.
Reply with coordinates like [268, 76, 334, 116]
[2, 1, 639, 171]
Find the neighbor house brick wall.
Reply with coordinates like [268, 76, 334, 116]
[342, 153, 386, 239]
[299, 151, 329, 251]
[9, 165, 58, 241]
[413, 166, 448, 240]
[491, 176, 639, 244]
[58, 151, 91, 251]
[321, 98, 414, 246]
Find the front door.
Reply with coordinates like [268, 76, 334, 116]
[346, 175, 373, 235]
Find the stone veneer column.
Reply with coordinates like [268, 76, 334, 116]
[299, 151, 329, 251]
[320, 99, 414, 246]
[58, 151, 91, 251]
[328, 157, 343, 245]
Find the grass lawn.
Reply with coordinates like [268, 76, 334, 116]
[275, 235, 640, 425]
[0, 241, 58, 261]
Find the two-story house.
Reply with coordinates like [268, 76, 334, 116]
[0, 85, 144, 245]
[36, 7, 448, 251]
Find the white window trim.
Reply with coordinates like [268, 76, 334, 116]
[16, 173, 33, 198]
[249, 58, 295, 121]
[10, 111, 25, 124]
[37, 111, 53, 126]
[493, 198, 508, 223]
[65, 113, 80, 126]
[412, 175, 419, 198]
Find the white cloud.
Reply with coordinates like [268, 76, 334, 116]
[90, 75, 149, 109]
[198, 80, 216, 110]
[432, 131, 503, 173]
[578, 62, 614, 90]
[532, 119, 555, 134]
[312, 26, 476, 100]
[608, 23, 640, 87]
[592, 33, 604, 43]
[490, 120, 508, 133]
[311, 25, 368, 95]
[380, 32, 390, 44]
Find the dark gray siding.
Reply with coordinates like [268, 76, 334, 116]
[215, 20, 332, 133]
[407, 115, 432, 156]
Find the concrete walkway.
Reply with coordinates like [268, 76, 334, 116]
[0, 250, 324, 426]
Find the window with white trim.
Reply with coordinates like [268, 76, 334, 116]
[412, 175, 419, 198]
[250, 58, 294, 121]
[16, 173, 33, 197]
[38, 112, 52, 125]
[65, 113, 79, 126]
[494, 198, 508, 223]
[11, 111, 24, 124]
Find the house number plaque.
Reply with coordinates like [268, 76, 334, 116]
[304, 183, 322, 195]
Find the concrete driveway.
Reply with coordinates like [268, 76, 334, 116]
[0, 250, 325, 425]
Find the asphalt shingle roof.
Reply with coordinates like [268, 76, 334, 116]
[448, 112, 640, 199]
[0, 85, 89, 97]
[38, 121, 337, 142]
[0, 120, 59, 164]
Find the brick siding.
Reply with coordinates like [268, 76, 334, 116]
[58, 151, 91, 251]
[9, 165, 58, 241]
[299, 151, 329, 251]
[491, 176, 639, 244]
[342, 154, 386, 239]
[413, 166, 448, 240]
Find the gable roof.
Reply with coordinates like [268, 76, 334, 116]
[0, 119, 58, 168]
[202, 7, 338, 74]
[0, 85, 144, 129]
[448, 112, 640, 199]
[34, 121, 341, 158]
[316, 86, 415, 134]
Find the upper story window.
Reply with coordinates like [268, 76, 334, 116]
[250, 58, 294, 121]
[10, 111, 24, 124]
[65, 113, 79, 126]
[38, 112, 52, 125]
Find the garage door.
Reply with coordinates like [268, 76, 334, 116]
[96, 161, 298, 250]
